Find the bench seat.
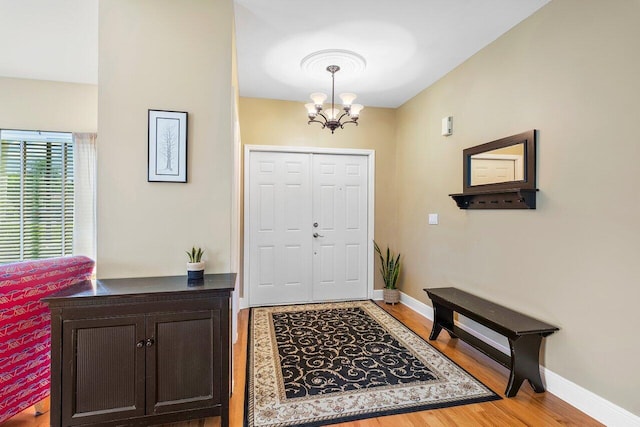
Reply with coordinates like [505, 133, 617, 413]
[424, 287, 559, 397]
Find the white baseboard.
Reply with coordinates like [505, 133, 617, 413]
[373, 290, 640, 426]
[541, 367, 639, 426]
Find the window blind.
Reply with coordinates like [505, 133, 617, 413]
[0, 130, 74, 264]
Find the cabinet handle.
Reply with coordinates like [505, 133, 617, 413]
[136, 340, 145, 348]
[146, 338, 155, 347]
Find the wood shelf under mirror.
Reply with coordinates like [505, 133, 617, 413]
[450, 188, 538, 209]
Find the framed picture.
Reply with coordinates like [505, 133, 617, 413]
[148, 109, 188, 182]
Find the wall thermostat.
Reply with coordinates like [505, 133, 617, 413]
[442, 116, 453, 136]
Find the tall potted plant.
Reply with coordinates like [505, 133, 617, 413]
[374, 241, 401, 305]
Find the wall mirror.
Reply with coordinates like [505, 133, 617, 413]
[463, 130, 536, 193]
[469, 142, 525, 186]
[451, 130, 537, 209]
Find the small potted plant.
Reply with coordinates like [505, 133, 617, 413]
[374, 241, 401, 305]
[186, 246, 205, 280]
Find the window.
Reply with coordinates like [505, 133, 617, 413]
[0, 130, 74, 264]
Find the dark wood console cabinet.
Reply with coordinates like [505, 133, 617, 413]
[44, 274, 235, 427]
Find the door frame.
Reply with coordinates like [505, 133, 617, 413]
[242, 145, 375, 308]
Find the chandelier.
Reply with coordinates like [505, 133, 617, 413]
[305, 65, 364, 134]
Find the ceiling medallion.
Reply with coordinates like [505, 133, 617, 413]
[300, 49, 367, 76]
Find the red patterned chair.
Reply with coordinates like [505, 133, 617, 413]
[0, 256, 94, 423]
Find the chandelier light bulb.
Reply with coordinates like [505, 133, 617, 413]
[325, 108, 340, 121]
[349, 104, 364, 117]
[310, 92, 327, 106]
[339, 93, 357, 106]
[305, 103, 318, 117]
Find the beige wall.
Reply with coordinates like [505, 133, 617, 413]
[238, 97, 398, 291]
[395, 0, 640, 416]
[97, 0, 233, 278]
[0, 77, 97, 132]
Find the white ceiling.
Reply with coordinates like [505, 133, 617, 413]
[0, 0, 549, 108]
[0, 0, 98, 84]
[235, 0, 549, 107]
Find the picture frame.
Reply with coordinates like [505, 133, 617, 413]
[148, 109, 188, 182]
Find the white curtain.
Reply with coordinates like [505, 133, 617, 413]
[72, 133, 97, 261]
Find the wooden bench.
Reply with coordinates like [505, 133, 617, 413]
[424, 287, 559, 397]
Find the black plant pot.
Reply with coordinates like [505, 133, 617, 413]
[187, 261, 205, 281]
[188, 269, 204, 280]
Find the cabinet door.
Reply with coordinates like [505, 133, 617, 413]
[146, 310, 221, 414]
[62, 316, 146, 426]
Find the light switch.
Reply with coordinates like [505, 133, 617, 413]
[428, 213, 439, 225]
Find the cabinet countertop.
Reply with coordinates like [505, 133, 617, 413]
[44, 273, 236, 305]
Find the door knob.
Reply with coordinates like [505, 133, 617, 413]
[136, 340, 145, 348]
[146, 338, 155, 347]
[313, 222, 318, 228]
[313, 233, 324, 238]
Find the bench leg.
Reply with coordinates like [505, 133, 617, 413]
[506, 334, 544, 397]
[429, 304, 455, 341]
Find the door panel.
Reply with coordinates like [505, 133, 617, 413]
[146, 310, 219, 414]
[258, 246, 275, 287]
[249, 151, 312, 305]
[345, 244, 360, 281]
[319, 244, 336, 283]
[345, 185, 361, 229]
[319, 185, 336, 229]
[62, 316, 146, 426]
[258, 185, 275, 231]
[312, 154, 368, 301]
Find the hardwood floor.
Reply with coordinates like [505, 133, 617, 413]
[4, 302, 602, 427]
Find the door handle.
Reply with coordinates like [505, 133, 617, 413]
[313, 233, 324, 238]
[136, 340, 145, 349]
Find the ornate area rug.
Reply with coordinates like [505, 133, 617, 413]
[245, 300, 499, 427]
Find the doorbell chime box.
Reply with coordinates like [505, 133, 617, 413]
[442, 116, 453, 136]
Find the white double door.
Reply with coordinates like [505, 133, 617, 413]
[248, 151, 369, 306]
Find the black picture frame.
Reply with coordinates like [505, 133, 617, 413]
[148, 109, 188, 182]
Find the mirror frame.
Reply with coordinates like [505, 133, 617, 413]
[463, 130, 536, 194]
